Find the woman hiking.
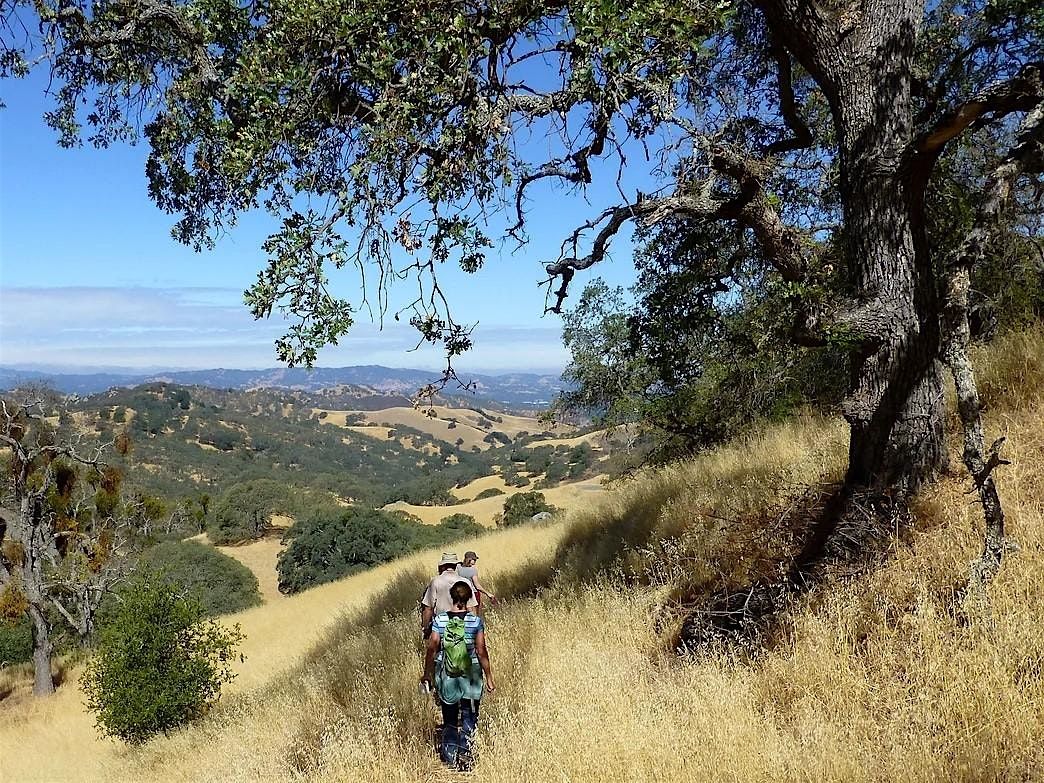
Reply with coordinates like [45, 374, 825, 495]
[421, 580, 495, 771]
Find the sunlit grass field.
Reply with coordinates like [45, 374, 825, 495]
[317, 404, 551, 452]
[386, 474, 607, 525]
[1, 327, 1042, 782]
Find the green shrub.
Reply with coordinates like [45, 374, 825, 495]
[80, 574, 244, 744]
[277, 507, 488, 594]
[140, 541, 261, 616]
[199, 427, 241, 451]
[384, 474, 458, 506]
[277, 508, 413, 594]
[0, 618, 32, 666]
[541, 461, 569, 486]
[408, 513, 485, 551]
[474, 487, 505, 499]
[482, 430, 512, 446]
[435, 512, 478, 529]
[209, 479, 292, 544]
[500, 491, 558, 527]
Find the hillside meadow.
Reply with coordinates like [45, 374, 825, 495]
[0, 328, 1042, 782]
[384, 475, 607, 525]
[318, 405, 547, 453]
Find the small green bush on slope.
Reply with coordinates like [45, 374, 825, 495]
[277, 508, 413, 594]
[81, 574, 244, 745]
[500, 491, 558, 526]
[0, 618, 32, 666]
[209, 479, 293, 544]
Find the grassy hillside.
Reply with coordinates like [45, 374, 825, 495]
[58, 384, 609, 512]
[384, 475, 607, 525]
[344, 405, 546, 452]
[2, 328, 1042, 782]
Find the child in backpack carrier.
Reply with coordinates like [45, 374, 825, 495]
[421, 580, 495, 772]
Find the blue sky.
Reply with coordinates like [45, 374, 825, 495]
[0, 70, 641, 374]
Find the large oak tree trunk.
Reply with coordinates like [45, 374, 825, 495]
[834, 10, 946, 495]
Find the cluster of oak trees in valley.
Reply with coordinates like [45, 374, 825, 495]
[2, 0, 1041, 649]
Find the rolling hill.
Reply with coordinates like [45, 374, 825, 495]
[0, 365, 568, 407]
[2, 328, 1042, 782]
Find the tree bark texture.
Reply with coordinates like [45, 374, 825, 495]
[28, 604, 55, 697]
[21, 496, 57, 696]
[831, 2, 946, 494]
[758, 0, 948, 495]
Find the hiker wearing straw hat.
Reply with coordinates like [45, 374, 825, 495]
[420, 552, 476, 639]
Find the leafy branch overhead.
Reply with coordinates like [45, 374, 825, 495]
[3, 0, 1043, 587]
[4, 0, 1040, 365]
[1, 0, 777, 364]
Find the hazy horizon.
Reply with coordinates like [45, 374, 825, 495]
[0, 358, 567, 377]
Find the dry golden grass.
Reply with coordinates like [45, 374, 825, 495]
[525, 429, 606, 449]
[384, 475, 607, 525]
[450, 474, 513, 501]
[523, 426, 638, 451]
[210, 515, 294, 604]
[2, 329, 1042, 782]
[316, 405, 552, 451]
[182, 516, 293, 605]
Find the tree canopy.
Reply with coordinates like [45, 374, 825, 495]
[4, 0, 1043, 582]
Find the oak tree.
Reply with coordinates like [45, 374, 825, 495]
[0, 394, 133, 695]
[3, 0, 1042, 583]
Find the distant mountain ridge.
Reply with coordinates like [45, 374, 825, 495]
[0, 365, 566, 406]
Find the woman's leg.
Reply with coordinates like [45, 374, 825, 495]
[439, 699, 461, 767]
[457, 699, 480, 771]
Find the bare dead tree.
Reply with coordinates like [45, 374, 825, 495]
[0, 393, 133, 696]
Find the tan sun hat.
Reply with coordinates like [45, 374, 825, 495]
[438, 552, 460, 567]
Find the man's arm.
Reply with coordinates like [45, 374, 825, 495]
[420, 580, 435, 630]
[471, 573, 495, 601]
[475, 630, 495, 692]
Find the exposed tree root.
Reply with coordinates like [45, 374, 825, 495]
[675, 487, 913, 654]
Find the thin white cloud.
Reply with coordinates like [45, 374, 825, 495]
[0, 286, 567, 372]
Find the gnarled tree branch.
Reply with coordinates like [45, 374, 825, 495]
[911, 61, 1044, 161]
[766, 37, 815, 155]
[943, 98, 1044, 592]
[544, 141, 816, 313]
